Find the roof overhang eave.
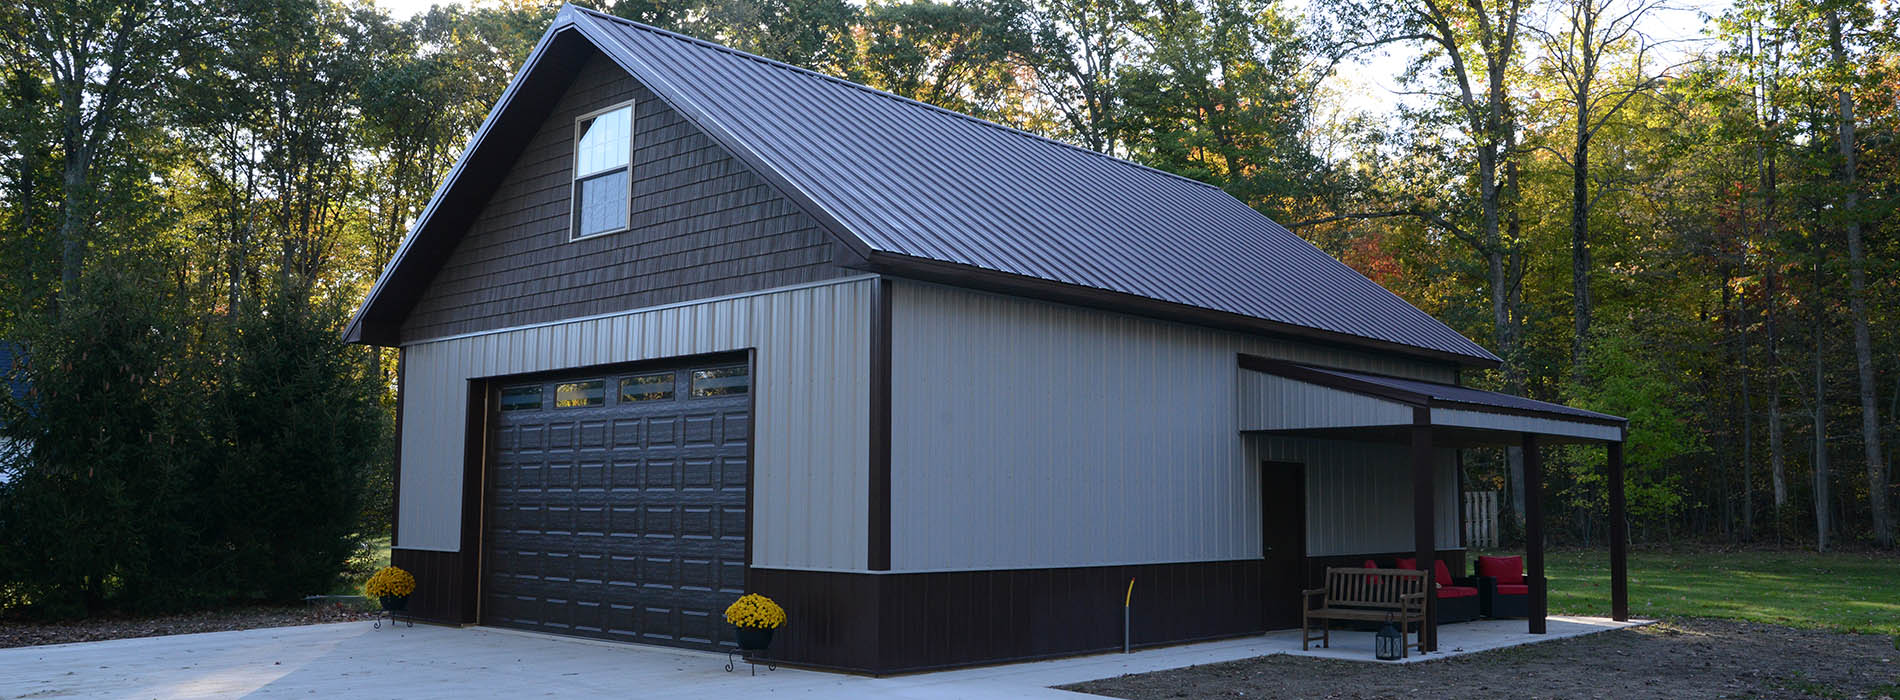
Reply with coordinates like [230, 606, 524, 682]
[1237, 355, 1627, 444]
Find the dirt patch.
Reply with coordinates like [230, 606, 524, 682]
[1061, 618, 1900, 699]
[0, 603, 376, 649]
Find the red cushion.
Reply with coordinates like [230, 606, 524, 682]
[1477, 555, 1525, 585]
[1496, 584, 1530, 596]
[1437, 586, 1478, 599]
[1363, 559, 1379, 569]
[1391, 558, 1451, 585]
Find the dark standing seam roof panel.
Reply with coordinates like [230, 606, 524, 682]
[346, 5, 1498, 363]
[1301, 365, 1625, 423]
[576, 9, 1497, 363]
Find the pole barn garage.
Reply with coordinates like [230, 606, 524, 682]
[347, 4, 1631, 675]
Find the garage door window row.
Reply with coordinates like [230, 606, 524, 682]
[498, 364, 748, 412]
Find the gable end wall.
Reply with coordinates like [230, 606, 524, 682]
[398, 49, 851, 343]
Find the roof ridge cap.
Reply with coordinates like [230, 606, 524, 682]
[565, 5, 1225, 192]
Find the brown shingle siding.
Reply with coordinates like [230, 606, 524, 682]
[398, 50, 849, 343]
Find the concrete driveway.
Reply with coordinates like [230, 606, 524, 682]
[0, 616, 1643, 699]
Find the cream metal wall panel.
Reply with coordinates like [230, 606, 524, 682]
[1238, 369, 1414, 431]
[396, 277, 873, 573]
[1433, 408, 1623, 442]
[888, 281, 1460, 572]
[1246, 436, 1461, 555]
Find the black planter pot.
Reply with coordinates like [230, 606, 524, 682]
[735, 626, 775, 651]
[379, 595, 409, 612]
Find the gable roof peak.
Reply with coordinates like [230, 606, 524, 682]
[561, 4, 1226, 194]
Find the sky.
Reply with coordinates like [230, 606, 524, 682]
[373, 0, 467, 19]
[1317, 0, 1727, 118]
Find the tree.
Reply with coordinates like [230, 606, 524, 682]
[0, 0, 201, 305]
[0, 269, 209, 615]
[856, 0, 1041, 125]
[208, 289, 384, 600]
[1119, 0, 1335, 219]
[1820, 2, 1887, 547]
[1527, 0, 1676, 375]
[1026, 0, 1136, 152]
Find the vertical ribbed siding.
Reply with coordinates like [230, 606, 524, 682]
[888, 281, 1457, 572]
[396, 277, 873, 571]
[1236, 369, 1414, 431]
[1246, 436, 1461, 555]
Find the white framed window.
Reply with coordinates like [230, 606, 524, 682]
[571, 101, 635, 240]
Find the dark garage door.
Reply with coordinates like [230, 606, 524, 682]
[482, 360, 749, 649]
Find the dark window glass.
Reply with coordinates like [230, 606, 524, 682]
[575, 169, 629, 237]
[500, 386, 541, 411]
[620, 372, 674, 402]
[690, 366, 749, 398]
[554, 380, 605, 408]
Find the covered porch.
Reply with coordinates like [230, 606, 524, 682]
[1239, 355, 1632, 652]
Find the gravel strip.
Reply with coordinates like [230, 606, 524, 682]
[0, 604, 378, 649]
[1061, 618, 1900, 699]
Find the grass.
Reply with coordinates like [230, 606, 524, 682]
[329, 535, 391, 597]
[1520, 547, 1900, 635]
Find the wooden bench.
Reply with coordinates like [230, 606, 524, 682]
[1301, 567, 1428, 657]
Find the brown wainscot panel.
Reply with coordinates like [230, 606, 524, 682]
[389, 548, 474, 625]
[751, 560, 1265, 676]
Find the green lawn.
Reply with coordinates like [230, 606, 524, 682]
[330, 535, 392, 597]
[1521, 548, 1900, 635]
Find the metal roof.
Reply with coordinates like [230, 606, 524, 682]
[1297, 365, 1626, 424]
[348, 5, 1500, 366]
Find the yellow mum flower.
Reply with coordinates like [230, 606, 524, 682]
[724, 593, 786, 629]
[364, 566, 417, 598]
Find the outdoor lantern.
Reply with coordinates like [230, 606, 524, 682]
[1376, 615, 1403, 661]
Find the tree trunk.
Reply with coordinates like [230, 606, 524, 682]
[1569, 8, 1595, 374]
[1742, 356, 1755, 541]
[1826, 10, 1889, 547]
[1812, 271, 1830, 553]
[1755, 18, 1787, 535]
[58, 142, 91, 300]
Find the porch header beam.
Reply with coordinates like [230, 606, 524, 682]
[1236, 356, 1628, 444]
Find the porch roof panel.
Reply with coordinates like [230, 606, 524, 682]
[1237, 355, 1626, 444]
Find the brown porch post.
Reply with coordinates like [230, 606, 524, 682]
[1522, 433, 1546, 634]
[1412, 407, 1436, 652]
[1609, 439, 1628, 621]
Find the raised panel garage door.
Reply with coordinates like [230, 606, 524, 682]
[482, 361, 749, 649]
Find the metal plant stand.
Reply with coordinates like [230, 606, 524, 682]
[725, 650, 776, 675]
[373, 610, 412, 629]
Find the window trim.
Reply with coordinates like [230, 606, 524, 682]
[569, 100, 637, 242]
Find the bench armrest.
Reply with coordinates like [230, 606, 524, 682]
[1302, 587, 1327, 597]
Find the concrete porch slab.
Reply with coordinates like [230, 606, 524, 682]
[0, 615, 1647, 699]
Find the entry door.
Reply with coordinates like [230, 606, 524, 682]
[1260, 461, 1306, 629]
